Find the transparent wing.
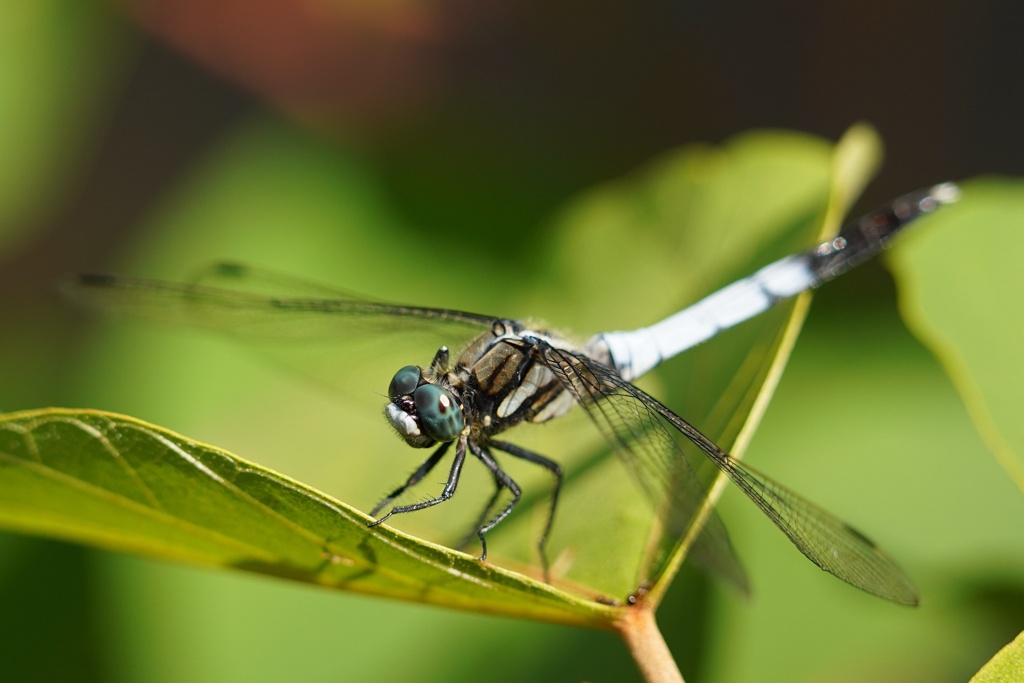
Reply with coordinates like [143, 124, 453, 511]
[62, 262, 497, 396]
[63, 261, 498, 334]
[537, 343, 919, 605]
[533, 342, 750, 594]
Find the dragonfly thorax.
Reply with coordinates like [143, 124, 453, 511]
[385, 364, 465, 448]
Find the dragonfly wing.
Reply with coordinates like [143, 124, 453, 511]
[64, 262, 498, 334]
[537, 343, 918, 605]
[532, 342, 750, 594]
[62, 263, 497, 395]
[702, 452, 919, 605]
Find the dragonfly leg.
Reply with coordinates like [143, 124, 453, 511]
[466, 441, 521, 563]
[455, 474, 506, 552]
[369, 440, 452, 518]
[491, 440, 562, 582]
[429, 346, 450, 373]
[369, 438, 464, 525]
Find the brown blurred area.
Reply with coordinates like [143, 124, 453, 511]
[128, 0, 455, 124]
[10, 0, 1024, 284]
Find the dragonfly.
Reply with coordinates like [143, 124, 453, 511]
[65, 182, 959, 606]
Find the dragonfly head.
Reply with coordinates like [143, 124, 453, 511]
[385, 365, 465, 448]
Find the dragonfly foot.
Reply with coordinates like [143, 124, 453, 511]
[367, 512, 392, 528]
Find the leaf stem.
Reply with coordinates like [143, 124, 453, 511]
[615, 606, 684, 683]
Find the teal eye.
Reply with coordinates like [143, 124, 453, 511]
[389, 365, 421, 397]
[413, 384, 464, 442]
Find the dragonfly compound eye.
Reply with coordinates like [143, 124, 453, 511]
[388, 365, 421, 397]
[413, 383, 464, 442]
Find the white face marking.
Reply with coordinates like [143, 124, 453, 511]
[385, 402, 421, 438]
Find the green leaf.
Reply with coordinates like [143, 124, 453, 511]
[970, 630, 1024, 683]
[0, 408, 613, 627]
[891, 178, 1024, 493]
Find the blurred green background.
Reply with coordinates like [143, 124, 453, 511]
[2, 1, 1023, 681]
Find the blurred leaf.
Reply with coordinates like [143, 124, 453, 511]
[892, 178, 1024, 493]
[0, 408, 613, 627]
[0, 0, 130, 251]
[970, 630, 1024, 683]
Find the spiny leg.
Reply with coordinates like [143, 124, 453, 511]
[369, 438, 465, 526]
[491, 439, 563, 581]
[369, 441, 452, 518]
[466, 441, 521, 562]
[456, 472, 507, 552]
